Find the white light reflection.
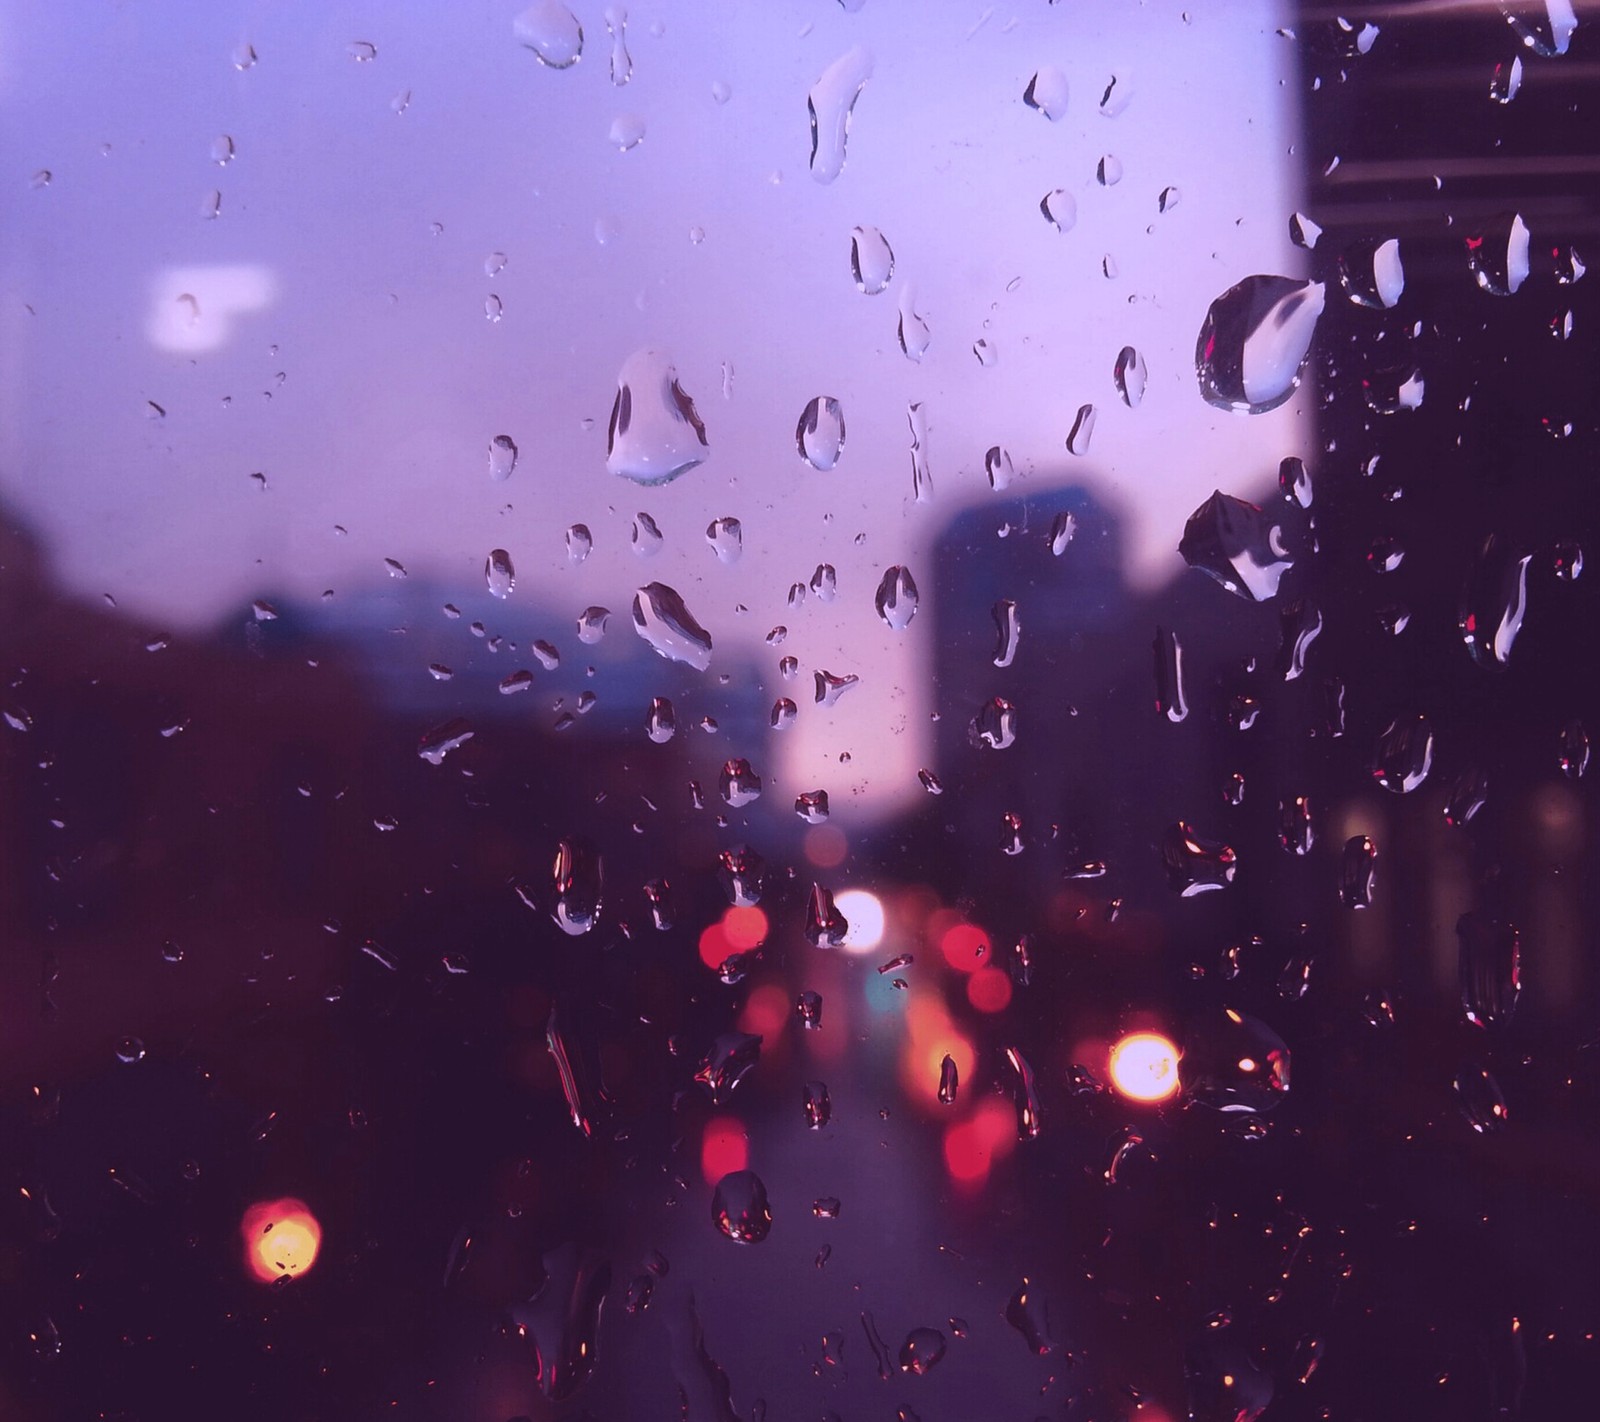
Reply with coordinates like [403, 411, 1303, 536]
[835, 889, 885, 953]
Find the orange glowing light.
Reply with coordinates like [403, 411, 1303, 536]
[939, 921, 990, 973]
[240, 1198, 322, 1283]
[804, 825, 848, 868]
[901, 996, 974, 1107]
[722, 905, 768, 951]
[700, 1115, 749, 1183]
[1108, 1031, 1181, 1103]
[966, 967, 1013, 1013]
[738, 983, 790, 1039]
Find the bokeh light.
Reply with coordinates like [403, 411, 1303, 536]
[240, 1198, 322, 1283]
[700, 1115, 749, 1184]
[1108, 1031, 1181, 1103]
[835, 889, 885, 952]
[966, 966, 1013, 1013]
[939, 921, 990, 973]
[942, 1098, 1018, 1187]
[737, 982, 790, 1039]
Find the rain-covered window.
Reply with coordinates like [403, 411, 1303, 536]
[2, 2, 1597, 1419]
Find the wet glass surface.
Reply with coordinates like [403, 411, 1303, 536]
[2, 3, 1598, 1420]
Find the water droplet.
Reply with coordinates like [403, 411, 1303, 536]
[1553, 538, 1584, 581]
[603, 6, 632, 84]
[770, 698, 797, 730]
[347, 39, 377, 61]
[985, 445, 1016, 491]
[1050, 511, 1077, 556]
[201, 189, 222, 220]
[805, 884, 849, 947]
[488, 434, 518, 481]
[695, 1032, 762, 1104]
[1113, 345, 1147, 407]
[1340, 835, 1377, 907]
[899, 1328, 946, 1375]
[972, 337, 997, 367]
[1158, 184, 1181, 212]
[1006, 1279, 1056, 1355]
[1457, 913, 1520, 1027]
[1153, 626, 1187, 721]
[514, 2, 584, 68]
[1097, 153, 1124, 186]
[810, 564, 838, 601]
[1008, 1046, 1043, 1139]
[1278, 456, 1312, 509]
[632, 583, 713, 670]
[577, 606, 610, 644]
[632, 511, 664, 557]
[898, 295, 932, 363]
[793, 790, 830, 824]
[850, 225, 894, 293]
[1162, 822, 1236, 895]
[808, 46, 874, 183]
[1040, 188, 1077, 232]
[874, 566, 919, 630]
[1378, 602, 1411, 636]
[1023, 66, 1069, 121]
[1278, 796, 1314, 857]
[419, 718, 474, 765]
[718, 845, 766, 907]
[548, 838, 604, 935]
[211, 134, 235, 165]
[797, 991, 823, 1029]
[1179, 490, 1297, 601]
[704, 516, 742, 564]
[232, 42, 258, 71]
[486, 548, 515, 599]
[1499, 1, 1577, 57]
[814, 670, 859, 707]
[802, 1080, 832, 1129]
[1460, 535, 1530, 670]
[1559, 718, 1591, 779]
[1454, 1065, 1510, 1133]
[1195, 275, 1325, 413]
[797, 396, 846, 469]
[990, 599, 1021, 669]
[1371, 714, 1434, 793]
[1339, 237, 1404, 308]
[1467, 212, 1531, 295]
[907, 401, 933, 500]
[607, 349, 709, 485]
[717, 758, 762, 808]
[566, 524, 593, 562]
[1103, 1124, 1147, 1184]
[938, 1054, 959, 1105]
[711, 1170, 771, 1243]
[1289, 211, 1322, 249]
[532, 640, 560, 669]
[1444, 767, 1489, 827]
[608, 113, 646, 150]
[1065, 403, 1096, 455]
[1183, 1010, 1290, 1112]
[918, 768, 943, 794]
[115, 1036, 146, 1064]
[970, 696, 1018, 750]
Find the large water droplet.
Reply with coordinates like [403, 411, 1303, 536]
[577, 606, 610, 644]
[551, 838, 603, 935]
[719, 758, 762, 807]
[797, 396, 846, 469]
[718, 845, 766, 907]
[1196, 275, 1325, 413]
[898, 1328, 946, 1376]
[1467, 212, 1531, 294]
[875, 566, 919, 630]
[1023, 66, 1069, 121]
[1460, 534, 1530, 670]
[510, 1244, 611, 1400]
[419, 718, 474, 765]
[632, 511, 664, 557]
[486, 548, 515, 599]
[1457, 913, 1520, 1027]
[1162, 822, 1236, 895]
[1454, 1065, 1510, 1132]
[514, 2, 584, 69]
[1340, 237, 1405, 308]
[1040, 189, 1077, 232]
[1182, 1010, 1290, 1112]
[808, 46, 874, 184]
[795, 790, 830, 824]
[805, 884, 849, 947]
[633, 583, 713, 671]
[1499, 0, 1578, 57]
[711, 1170, 771, 1243]
[1006, 1279, 1056, 1355]
[607, 350, 709, 485]
[814, 669, 859, 706]
[1179, 491, 1297, 601]
[1371, 714, 1434, 793]
[850, 225, 894, 293]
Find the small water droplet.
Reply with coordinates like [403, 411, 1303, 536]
[1371, 714, 1434, 793]
[565, 524, 593, 563]
[1289, 211, 1322, 249]
[551, 837, 604, 934]
[898, 295, 932, 363]
[632, 583, 713, 670]
[632, 511, 664, 557]
[1162, 822, 1236, 895]
[1049, 511, 1077, 556]
[1559, 718, 1591, 780]
[795, 790, 830, 823]
[874, 566, 920, 630]
[484, 293, 503, 321]
[347, 40, 377, 61]
[1458, 913, 1520, 1027]
[1040, 188, 1077, 232]
[797, 990, 823, 1029]
[802, 1080, 832, 1129]
[850, 225, 894, 293]
[1454, 1065, 1510, 1133]
[1460, 535, 1530, 670]
[1158, 184, 1181, 212]
[1182, 1010, 1290, 1112]
[797, 396, 846, 469]
[1097, 153, 1124, 186]
[1114, 346, 1147, 407]
[711, 1170, 771, 1243]
[985, 445, 1016, 491]
[898, 1328, 947, 1375]
[814, 669, 859, 707]
[770, 698, 798, 730]
[577, 606, 611, 644]
[696, 1032, 762, 1104]
[907, 401, 932, 500]
[808, 46, 874, 183]
[1339, 237, 1405, 308]
[969, 696, 1018, 749]
[718, 758, 762, 807]
[646, 696, 677, 743]
[938, 1054, 959, 1105]
[603, 6, 632, 85]
[1340, 835, 1377, 907]
[1065, 403, 1097, 455]
[115, 1036, 146, 1064]
[486, 548, 515, 599]
[1023, 66, 1069, 121]
[488, 434, 518, 481]
[608, 113, 646, 150]
[418, 718, 474, 765]
[1467, 212, 1531, 295]
[805, 884, 850, 948]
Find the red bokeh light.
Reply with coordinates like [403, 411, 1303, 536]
[700, 1116, 749, 1183]
[940, 922, 991, 973]
[966, 966, 1013, 1013]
